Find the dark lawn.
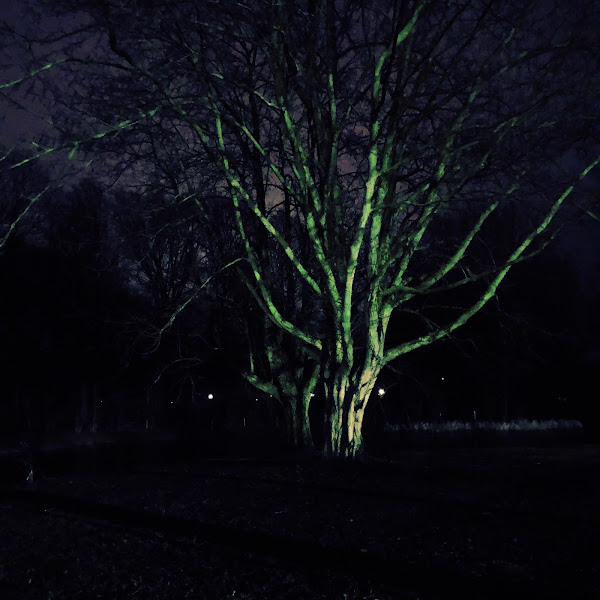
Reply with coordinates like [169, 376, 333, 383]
[1, 443, 599, 599]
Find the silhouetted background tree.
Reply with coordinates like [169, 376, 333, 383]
[1, 0, 599, 458]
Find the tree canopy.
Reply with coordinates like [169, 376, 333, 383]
[1, 0, 599, 456]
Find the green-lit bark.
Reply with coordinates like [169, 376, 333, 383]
[5, 0, 599, 458]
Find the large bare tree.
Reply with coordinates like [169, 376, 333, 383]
[2, 0, 599, 456]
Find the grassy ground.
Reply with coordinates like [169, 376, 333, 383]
[1, 443, 599, 599]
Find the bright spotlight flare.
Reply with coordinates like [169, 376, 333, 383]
[377, 388, 385, 396]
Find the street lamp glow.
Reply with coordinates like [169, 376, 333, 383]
[378, 388, 385, 396]
[208, 393, 214, 400]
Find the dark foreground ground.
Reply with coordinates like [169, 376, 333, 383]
[1, 440, 599, 599]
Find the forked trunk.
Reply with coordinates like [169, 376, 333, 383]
[325, 363, 380, 458]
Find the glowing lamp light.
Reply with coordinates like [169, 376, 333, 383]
[208, 393, 214, 400]
[378, 388, 385, 397]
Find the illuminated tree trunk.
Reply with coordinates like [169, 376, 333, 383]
[324, 358, 382, 458]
